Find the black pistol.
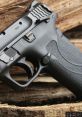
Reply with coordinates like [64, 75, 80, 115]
[0, 1, 82, 98]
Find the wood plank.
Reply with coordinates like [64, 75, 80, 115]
[64, 25, 82, 38]
[0, 79, 75, 106]
[70, 39, 82, 51]
[0, 0, 82, 32]
[0, 102, 82, 117]
[40, 0, 82, 31]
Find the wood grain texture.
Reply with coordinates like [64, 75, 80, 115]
[0, 102, 82, 117]
[0, 77, 75, 106]
[40, 0, 82, 31]
[70, 39, 82, 51]
[0, 0, 82, 32]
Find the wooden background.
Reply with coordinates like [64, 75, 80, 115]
[0, 0, 82, 116]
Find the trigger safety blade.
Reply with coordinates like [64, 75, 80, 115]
[16, 57, 34, 77]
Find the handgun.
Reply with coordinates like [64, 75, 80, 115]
[0, 0, 82, 98]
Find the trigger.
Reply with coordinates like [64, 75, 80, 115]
[16, 57, 34, 77]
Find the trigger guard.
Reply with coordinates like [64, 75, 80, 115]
[2, 61, 44, 90]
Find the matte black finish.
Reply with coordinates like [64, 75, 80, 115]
[0, 1, 82, 98]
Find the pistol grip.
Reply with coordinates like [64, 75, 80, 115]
[46, 29, 82, 98]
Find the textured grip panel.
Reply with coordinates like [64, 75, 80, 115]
[46, 34, 82, 98]
[47, 39, 82, 74]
